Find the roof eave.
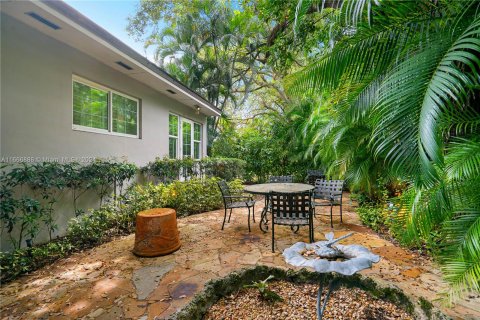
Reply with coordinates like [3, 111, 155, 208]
[35, 0, 222, 117]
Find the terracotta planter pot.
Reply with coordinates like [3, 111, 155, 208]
[132, 208, 181, 257]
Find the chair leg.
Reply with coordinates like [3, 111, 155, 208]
[228, 208, 233, 222]
[311, 224, 315, 242]
[252, 204, 255, 223]
[247, 207, 251, 232]
[271, 215, 275, 253]
[340, 203, 343, 223]
[221, 207, 227, 230]
[310, 214, 314, 243]
[330, 205, 333, 228]
[310, 207, 315, 243]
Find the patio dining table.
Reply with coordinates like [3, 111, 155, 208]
[244, 183, 314, 232]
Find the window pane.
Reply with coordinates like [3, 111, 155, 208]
[169, 114, 178, 136]
[112, 93, 137, 135]
[169, 137, 177, 159]
[194, 141, 200, 159]
[182, 122, 191, 157]
[194, 123, 201, 141]
[73, 81, 108, 130]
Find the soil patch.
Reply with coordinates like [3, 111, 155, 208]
[204, 281, 412, 320]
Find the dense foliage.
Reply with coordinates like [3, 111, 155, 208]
[0, 177, 242, 282]
[128, 0, 265, 148]
[141, 157, 246, 183]
[284, 0, 480, 299]
[212, 101, 320, 182]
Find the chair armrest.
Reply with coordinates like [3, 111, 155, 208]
[313, 192, 330, 200]
[231, 191, 252, 197]
[329, 191, 343, 200]
[223, 195, 253, 201]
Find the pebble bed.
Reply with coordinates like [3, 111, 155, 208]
[204, 281, 413, 320]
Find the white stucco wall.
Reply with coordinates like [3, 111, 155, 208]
[0, 13, 210, 251]
[0, 13, 208, 165]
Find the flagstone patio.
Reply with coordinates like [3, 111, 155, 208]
[1, 195, 479, 320]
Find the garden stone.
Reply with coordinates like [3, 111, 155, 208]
[133, 263, 175, 300]
[87, 308, 105, 318]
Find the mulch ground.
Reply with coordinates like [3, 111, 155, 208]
[204, 281, 413, 320]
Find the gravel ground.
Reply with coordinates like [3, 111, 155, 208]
[204, 281, 413, 320]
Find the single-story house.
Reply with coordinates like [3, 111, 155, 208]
[0, 0, 222, 251]
[0, 0, 221, 165]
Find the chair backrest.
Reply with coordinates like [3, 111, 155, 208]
[270, 191, 312, 223]
[314, 179, 344, 200]
[268, 175, 294, 183]
[217, 180, 232, 205]
[307, 169, 324, 176]
[306, 169, 325, 185]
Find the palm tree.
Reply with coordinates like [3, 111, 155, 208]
[287, 0, 480, 299]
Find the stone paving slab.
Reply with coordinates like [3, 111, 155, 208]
[1, 195, 479, 320]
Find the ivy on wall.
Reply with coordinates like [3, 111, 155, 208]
[0, 160, 137, 249]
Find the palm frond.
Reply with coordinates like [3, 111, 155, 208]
[286, 24, 413, 95]
[446, 137, 480, 180]
[372, 15, 480, 187]
[442, 256, 480, 300]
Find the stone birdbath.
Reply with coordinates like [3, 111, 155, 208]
[283, 232, 380, 320]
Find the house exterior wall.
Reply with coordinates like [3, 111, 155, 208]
[0, 13, 210, 251]
[0, 13, 208, 166]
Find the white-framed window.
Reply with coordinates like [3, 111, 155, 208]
[169, 114, 179, 159]
[169, 113, 202, 159]
[72, 75, 139, 138]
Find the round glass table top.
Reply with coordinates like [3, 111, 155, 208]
[244, 183, 314, 195]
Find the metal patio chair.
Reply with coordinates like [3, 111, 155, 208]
[263, 175, 294, 225]
[268, 175, 294, 183]
[313, 179, 344, 228]
[305, 169, 325, 186]
[270, 190, 314, 252]
[217, 180, 256, 232]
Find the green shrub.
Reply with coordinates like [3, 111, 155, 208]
[356, 205, 386, 232]
[0, 250, 32, 281]
[199, 158, 246, 181]
[122, 183, 166, 214]
[141, 157, 246, 183]
[123, 177, 243, 217]
[1, 206, 125, 283]
[0, 239, 75, 283]
[66, 205, 118, 247]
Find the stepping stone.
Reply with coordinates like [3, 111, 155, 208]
[133, 263, 175, 300]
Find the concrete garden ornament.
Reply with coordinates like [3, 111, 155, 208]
[283, 232, 380, 275]
[283, 232, 380, 319]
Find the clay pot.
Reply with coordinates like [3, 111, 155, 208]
[132, 208, 181, 257]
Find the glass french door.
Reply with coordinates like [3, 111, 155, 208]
[181, 120, 192, 158]
[181, 119, 201, 159]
